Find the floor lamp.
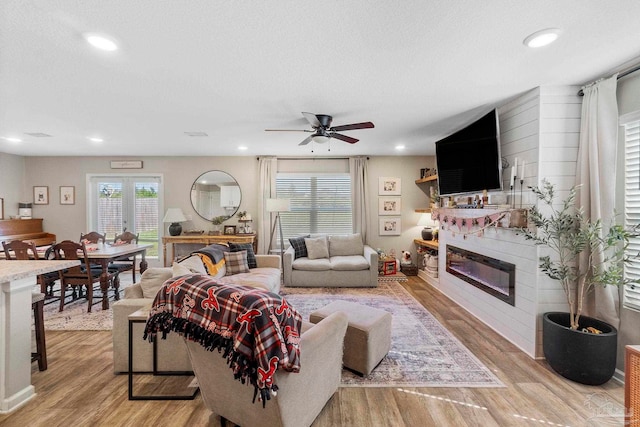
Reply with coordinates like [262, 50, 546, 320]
[266, 198, 291, 268]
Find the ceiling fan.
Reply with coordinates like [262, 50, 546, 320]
[265, 112, 374, 146]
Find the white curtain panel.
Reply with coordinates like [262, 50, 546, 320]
[349, 156, 369, 242]
[258, 157, 277, 254]
[575, 74, 620, 327]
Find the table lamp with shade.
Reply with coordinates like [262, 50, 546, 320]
[266, 198, 291, 264]
[163, 208, 187, 236]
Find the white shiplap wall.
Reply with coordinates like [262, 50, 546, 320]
[432, 86, 582, 358]
[534, 85, 583, 356]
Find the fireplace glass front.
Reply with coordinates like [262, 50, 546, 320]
[446, 245, 515, 306]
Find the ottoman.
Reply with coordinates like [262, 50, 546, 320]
[309, 300, 392, 376]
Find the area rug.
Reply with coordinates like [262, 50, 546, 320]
[377, 271, 408, 282]
[281, 281, 505, 388]
[40, 276, 135, 331]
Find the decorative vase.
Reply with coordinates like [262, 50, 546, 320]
[542, 312, 617, 385]
[421, 227, 433, 240]
[210, 225, 222, 235]
[168, 222, 182, 236]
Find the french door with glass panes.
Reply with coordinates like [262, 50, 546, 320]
[87, 175, 163, 258]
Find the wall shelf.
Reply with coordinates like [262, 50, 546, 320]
[414, 238, 438, 250]
[415, 174, 438, 184]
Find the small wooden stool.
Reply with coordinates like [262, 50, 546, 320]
[310, 300, 392, 376]
[32, 292, 47, 371]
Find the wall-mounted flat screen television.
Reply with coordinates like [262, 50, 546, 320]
[435, 109, 502, 197]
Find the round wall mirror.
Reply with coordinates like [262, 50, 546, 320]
[190, 170, 242, 222]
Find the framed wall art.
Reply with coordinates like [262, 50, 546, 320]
[378, 197, 401, 215]
[60, 186, 75, 205]
[379, 216, 401, 236]
[378, 177, 401, 195]
[33, 186, 49, 205]
[110, 160, 143, 169]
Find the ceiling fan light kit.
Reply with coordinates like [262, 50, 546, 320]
[266, 112, 374, 149]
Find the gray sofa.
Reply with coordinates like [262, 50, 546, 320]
[112, 253, 281, 373]
[283, 234, 378, 288]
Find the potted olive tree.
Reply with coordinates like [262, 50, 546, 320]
[519, 179, 639, 385]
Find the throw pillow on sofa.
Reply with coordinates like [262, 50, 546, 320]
[228, 242, 257, 268]
[289, 235, 310, 259]
[329, 234, 364, 256]
[176, 254, 208, 274]
[305, 236, 329, 260]
[138, 268, 174, 299]
[224, 250, 250, 275]
[172, 261, 193, 277]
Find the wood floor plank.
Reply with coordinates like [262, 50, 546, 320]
[0, 276, 624, 427]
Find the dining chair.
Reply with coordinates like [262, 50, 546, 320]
[52, 240, 116, 313]
[108, 231, 140, 283]
[80, 231, 106, 244]
[38, 245, 60, 297]
[79, 231, 108, 279]
[1, 240, 48, 370]
[2, 239, 58, 295]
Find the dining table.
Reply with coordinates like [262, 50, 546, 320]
[83, 242, 152, 310]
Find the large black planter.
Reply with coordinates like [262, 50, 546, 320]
[542, 312, 617, 385]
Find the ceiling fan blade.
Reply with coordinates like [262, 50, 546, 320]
[330, 133, 359, 144]
[265, 129, 312, 132]
[330, 121, 375, 132]
[298, 135, 314, 146]
[302, 112, 321, 128]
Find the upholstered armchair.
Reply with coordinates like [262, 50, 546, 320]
[184, 311, 349, 427]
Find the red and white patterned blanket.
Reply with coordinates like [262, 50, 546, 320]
[143, 274, 302, 405]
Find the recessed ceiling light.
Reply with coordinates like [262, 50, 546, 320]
[238, 146, 248, 151]
[83, 33, 118, 51]
[89, 137, 104, 143]
[523, 28, 561, 48]
[395, 145, 405, 150]
[2, 137, 22, 143]
[24, 132, 52, 137]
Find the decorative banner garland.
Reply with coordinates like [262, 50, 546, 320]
[431, 209, 511, 238]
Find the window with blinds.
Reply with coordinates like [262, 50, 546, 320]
[624, 118, 640, 311]
[276, 172, 353, 243]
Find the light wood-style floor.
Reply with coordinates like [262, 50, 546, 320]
[0, 276, 625, 427]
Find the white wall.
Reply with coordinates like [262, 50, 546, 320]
[17, 154, 431, 264]
[0, 152, 26, 218]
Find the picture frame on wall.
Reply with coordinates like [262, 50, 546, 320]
[378, 197, 401, 215]
[379, 216, 401, 236]
[60, 186, 75, 205]
[224, 225, 237, 235]
[378, 177, 401, 195]
[33, 186, 49, 205]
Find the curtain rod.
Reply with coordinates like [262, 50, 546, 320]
[578, 63, 640, 96]
[256, 156, 369, 161]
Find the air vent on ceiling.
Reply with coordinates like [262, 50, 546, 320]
[25, 132, 52, 137]
[184, 131, 208, 137]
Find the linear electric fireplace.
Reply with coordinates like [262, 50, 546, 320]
[446, 245, 515, 305]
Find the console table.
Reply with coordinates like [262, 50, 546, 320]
[162, 234, 257, 267]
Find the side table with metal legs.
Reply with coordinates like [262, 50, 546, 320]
[128, 308, 199, 400]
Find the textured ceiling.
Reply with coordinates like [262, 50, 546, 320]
[1, 1, 640, 157]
